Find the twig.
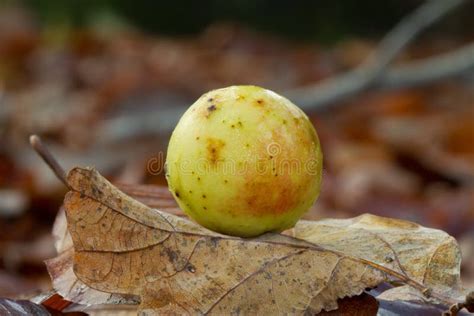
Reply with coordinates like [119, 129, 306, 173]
[98, 40, 474, 140]
[382, 42, 474, 88]
[286, 0, 467, 110]
[29, 135, 70, 189]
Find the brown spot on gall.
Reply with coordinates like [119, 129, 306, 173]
[175, 191, 180, 198]
[256, 99, 264, 106]
[201, 102, 218, 118]
[207, 104, 216, 112]
[206, 138, 225, 165]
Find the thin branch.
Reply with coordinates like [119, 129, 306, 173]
[286, 0, 467, 110]
[37, 43, 473, 144]
[95, 40, 474, 140]
[382, 42, 474, 88]
[29, 135, 70, 188]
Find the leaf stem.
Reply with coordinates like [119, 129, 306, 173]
[29, 135, 70, 189]
[358, 257, 458, 306]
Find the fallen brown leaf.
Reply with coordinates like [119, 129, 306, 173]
[44, 166, 471, 315]
[289, 216, 464, 300]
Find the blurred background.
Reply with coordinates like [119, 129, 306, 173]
[0, 0, 473, 302]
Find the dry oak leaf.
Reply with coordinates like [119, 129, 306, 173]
[288, 216, 465, 301]
[49, 167, 466, 315]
